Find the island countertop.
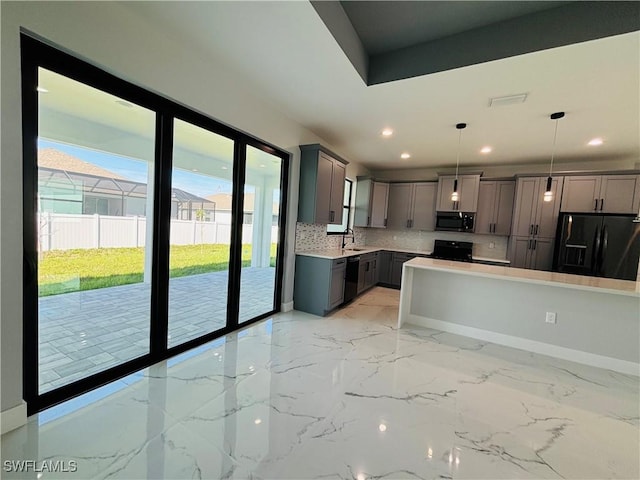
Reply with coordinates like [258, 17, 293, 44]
[403, 257, 640, 297]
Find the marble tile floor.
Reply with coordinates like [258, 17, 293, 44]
[3, 287, 638, 479]
[38, 267, 275, 393]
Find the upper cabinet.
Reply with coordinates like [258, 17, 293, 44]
[298, 144, 348, 225]
[436, 174, 481, 212]
[387, 182, 437, 230]
[560, 174, 640, 214]
[354, 178, 389, 228]
[511, 176, 564, 239]
[475, 180, 515, 235]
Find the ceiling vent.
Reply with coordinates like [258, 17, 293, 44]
[489, 93, 528, 107]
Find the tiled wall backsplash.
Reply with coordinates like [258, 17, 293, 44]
[295, 223, 366, 251]
[295, 222, 508, 260]
[365, 229, 509, 259]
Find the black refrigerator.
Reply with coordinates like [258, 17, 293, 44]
[553, 213, 640, 281]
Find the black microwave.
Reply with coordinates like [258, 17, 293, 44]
[435, 212, 475, 232]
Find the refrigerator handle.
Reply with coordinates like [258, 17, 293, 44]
[600, 226, 608, 275]
[591, 226, 601, 275]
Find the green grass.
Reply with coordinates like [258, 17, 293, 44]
[38, 244, 277, 297]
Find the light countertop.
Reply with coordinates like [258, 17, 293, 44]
[295, 246, 510, 265]
[403, 257, 640, 297]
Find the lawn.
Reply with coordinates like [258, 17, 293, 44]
[38, 244, 277, 297]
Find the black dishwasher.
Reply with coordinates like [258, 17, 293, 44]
[343, 256, 360, 304]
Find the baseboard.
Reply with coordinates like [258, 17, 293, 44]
[406, 314, 640, 377]
[1, 401, 27, 434]
[281, 301, 294, 313]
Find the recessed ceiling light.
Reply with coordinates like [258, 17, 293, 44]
[221, 166, 228, 170]
[36, 86, 48, 93]
[480, 146, 492, 154]
[254, 418, 262, 425]
[378, 423, 387, 432]
[381, 128, 394, 137]
[115, 99, 134, 108]
[400, 152, 411, 159]
[588, 138, 603, 146]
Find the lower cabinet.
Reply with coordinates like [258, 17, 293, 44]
[378, 251, 393, 285]
[390, 252, 421, 288]
[294, 256, 346, 316]
[510, 237, 554, 271]
[358, 251, 380, 294]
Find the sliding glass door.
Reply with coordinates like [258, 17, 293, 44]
[22, 35, 288, 413]
[35, 67, 156, 394]
[167, 119, 235, 347]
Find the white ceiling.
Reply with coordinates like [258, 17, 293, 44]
[121, 1, 640, 172]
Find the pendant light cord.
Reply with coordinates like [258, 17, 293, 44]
[549, 117, 560, 177]
[455, 128, 462, 180]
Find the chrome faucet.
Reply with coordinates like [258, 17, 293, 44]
[341, 228, 355, 249]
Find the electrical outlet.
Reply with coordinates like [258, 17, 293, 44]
[545, 312, 557, 324]
[489, 242, 495, 249]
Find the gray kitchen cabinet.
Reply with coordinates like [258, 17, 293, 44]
[386, 182, 437, 230]
[511, 176, 563, 239]
[298, 144, 348, 225]
[510, 237, 554, 271]
[436, 174, 481, 212]
[294, 255, 347, 316]
[354, 177, 389, 228]
[561, 174, 640, 214]
[390, 252, 420, 288]
[358, 251, 380, 293]
[475, 180, 515, 235]
[357, 259, 367, 294]
[378, 251, 393, 285]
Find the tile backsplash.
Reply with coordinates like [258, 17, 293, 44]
[365, 229, 509, 259]
[295, 222, 508, 260]
[295, 223, 366, 251]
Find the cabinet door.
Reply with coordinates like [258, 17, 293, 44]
[599, 175, 639, 214]
[353, 178, 372, 227]
[560, 175, 601, 213]
[372, 255, 380, 284]
[370, 182, 389, 227]
[378, 251, 392, 284]
[387, 183, 412, 229]
[509, 236, 532, 269]
[459, 175, 480, 212]
[411, 182, 437, 230]
[357, 261, 367, 294]
[494, 181, 515, 235]
[535, 176, 563, 238]
[329, 159, 346, 225]
[315, 152, 334, 224]
[512, 177, 539, 237]
[329, 263, 346, 309]
[531, 238, 554, 271]
[475, 181, 497, 234]
[436, 177, 457, 212]
[390, 257, 404, 287]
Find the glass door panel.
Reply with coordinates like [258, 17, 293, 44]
[167, 119, 235, 347]
[238, 146, 282, 323]
[36, 68, 156, 393]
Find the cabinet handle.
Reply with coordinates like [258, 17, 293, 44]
[594, 199, 598, 211]
[600, 198, 604, 211]
[384, 218, 387, 227]
[336, 259, 346, 265]
[533, 239, 537, 250]
[406, 219, 410, 228]
[367, 216, 370, 226]
[529, 224, 533, 235]
[528, 239, 532, 250]
[534, 224, 539, 236]
[410, 219, 413, 228]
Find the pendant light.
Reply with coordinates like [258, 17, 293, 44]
[544, 112, 564, 202]
[451, 122, 466, 202]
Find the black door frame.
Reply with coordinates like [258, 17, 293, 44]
[21, 33, 290, 414]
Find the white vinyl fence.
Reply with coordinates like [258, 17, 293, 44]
[37, 213, 278, 251]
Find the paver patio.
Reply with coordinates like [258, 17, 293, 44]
[38, 267, 276, 393]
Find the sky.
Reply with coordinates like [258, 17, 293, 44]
[38, 139, 244, 198]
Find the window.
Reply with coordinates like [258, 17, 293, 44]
[327, 179, 352, 234]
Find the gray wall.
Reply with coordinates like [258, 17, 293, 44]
[0, 2, 365, 414]
[410, 268, 640, 364]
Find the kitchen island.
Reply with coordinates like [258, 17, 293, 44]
[398, 257, 640, 375]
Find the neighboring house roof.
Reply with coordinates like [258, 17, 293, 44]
[38, 147, 127, 180]
[206, 192, 279, 215]
[38, 148, 211, 204]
